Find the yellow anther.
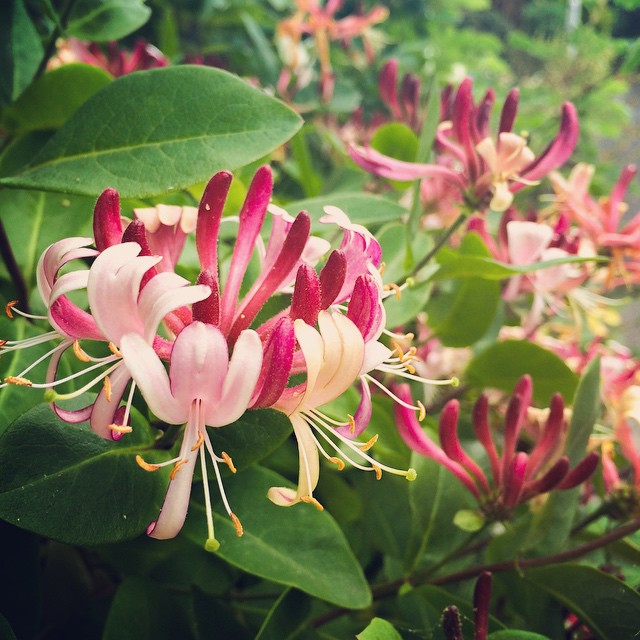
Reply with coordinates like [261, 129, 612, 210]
[329, 456, 345, 471]
[417, 400, 426, 422]
[384, 282, 402, 300]
[404, 363, 416, 375]
[347, 414, 356, 435]
[360, 434, 379, 452]
[230, 512, 243, 537]
[109, 424, 132, 434]
[404, 332, 415, 341]
[191, 430, 204, 452]
[405, 277, 415, 287]
[5, 301, 17, 318]
[392, 340, 405, 359]
[222, 451, 237, 474]
[136, 455, 160, 472]
[5, 376, 32, 386]
[300, 496, 324, 511]
[72, 340, 91, 362]
[372, 465, 383, 480]
[400, 346, 417, 363]
[170, 459, 188, 480]
[108, 342, 122, 357]
[378, 261, 386, 275]
[103, 376, 112, 402]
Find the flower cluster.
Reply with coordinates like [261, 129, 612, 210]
[394, 376, 599, 522]
[0, 166, 454, 548]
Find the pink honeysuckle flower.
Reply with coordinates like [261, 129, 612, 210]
[394, 376, 599, 522]
[550, 163, 640, 287]
[350, 78, 579, 214]
[269, 310, 417, 509]
[50, 38, 168, 76]
[119, 322, 262, 548]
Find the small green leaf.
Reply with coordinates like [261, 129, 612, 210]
[526, 564, 640, 640]
[356, 617, 403, 640]
[0, 66, 302, 198]
[182, 465, 371, 609]
[284, 193, 406, 228]
[465, 340, 578, 405]
[453, 509, 485, 532]
[370, 123, 419, 164]
[67, 0, 151, 41]
[2, 64, 112, 134]
[0, 0, 44, 106]
[0, 404, 169, 544]
[255, 588, 310, 640]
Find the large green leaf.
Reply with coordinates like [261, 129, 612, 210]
[2, 64, 112, 134]
[182, 465, 372, 609]
[0, 66, 302, 198]
[526, 564, 640, 640]
[66, 0, 151, 41]
[465, 340, 578, 405]
[255, 588, 311, 640]
[0, 0, 43, 107]
[0, 404, 170, 544]
[356, 617, 403, 640]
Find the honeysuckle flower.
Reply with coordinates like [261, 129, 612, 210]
[394, 377, 599, 522]
[350, 78, 579, 214]
[120, 322, 262, 548]
[550, 163, 640, 287]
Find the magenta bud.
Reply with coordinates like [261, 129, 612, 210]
[251, 317, 295, 409]
[401, 73, 421, 129]
[503, 451, 528, 509]
[523, 457, 570, 501]
[319, 250, 347, 309]
[558, 452, 600, 490]
[121, 220, 156, 289]
[441, 606, 464, 640]
[93, 188, 123, 251]
[196, 170, 233, 272]
[290, 264, 321, 326]
[379, 59, 402, 119]
[475, 88, 495, 140]
[473, 572, 492, 640]
[498, 87, 519, 135]
[192, 270, 220, 326]
[346, 274, 383, 341]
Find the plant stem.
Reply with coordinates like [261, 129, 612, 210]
[0, 217, 29, 313]
[411, 211, 467, 277]
[311, 516, 640, 628]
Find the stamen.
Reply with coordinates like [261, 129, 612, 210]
[348, 413, 356, 434]
[400, 346, 417, 363]
[300, 496, 324, 511]
[108, 342, 122, 357]
[360, 434, 379, 452]
[372, 464, 382, 480]
[384, 283, 403, 300]
[5, 301, 17, 318]
[109, 424, 133, 434]
[418, 400, 426, 422]
[136, 455, 160, 472]
[328, 456, 345, 470]
[230, 512, 243, 537]
[5, 376, 32, 386]
[199, 424, 218, 547]
[0, 340, 7, 348]
[378, 261, 386, 275]
[103, 375, 112, 402]
[191, 430, 205, 452]
[170, 459, 187, 480]
[221, 451, 237, 473]
[73, 340, 91, 363]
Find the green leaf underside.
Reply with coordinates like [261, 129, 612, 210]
[0, 66, 302, 198]
[0, 404, 168, 544]
[67, 0, 152, 42]
[526, 564, 640, 640]
[465, 340, 578, 405]
[183, 465, 371, 610]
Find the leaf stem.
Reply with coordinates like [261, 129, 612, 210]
[0, 217, 29, 313]
[410, 211, 468, 276]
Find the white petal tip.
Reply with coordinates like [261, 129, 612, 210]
[267, 486, 298, 507]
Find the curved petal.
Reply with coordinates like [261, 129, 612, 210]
[89, 363, 132, 439]
[119, 333, 188, 424]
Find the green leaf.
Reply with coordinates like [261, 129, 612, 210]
[356, 617, 403, 640]
[488, 632, 551, 640]
[0, 66, 302, 198]
[209, 409, 292, 473]
[192, 585, 252, 640]
[67, 0, 151, 41]
[0, 404, 170, 544]
[0, 614, 17, 640]
[182, 465, 372, 609]
[465, 340, 578, 405]
[285, 193, 406, 228]
[103, 576, 194, 640]
[255, 588, 311, 640]
[526, 564, 640, 640]
[0, 0, 44, 106]
[370, 123, 418, 164]
[427, 233, 501, 347]
[2, 64, 112, 134]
